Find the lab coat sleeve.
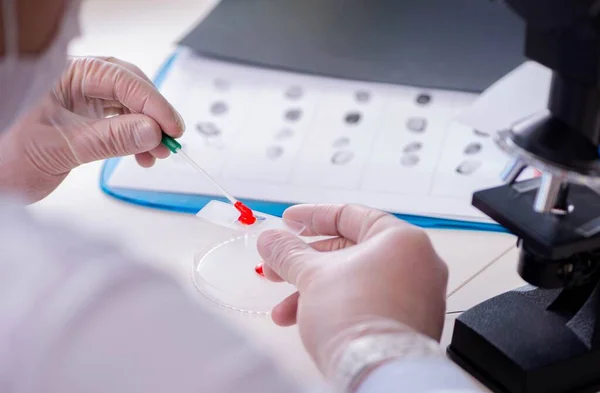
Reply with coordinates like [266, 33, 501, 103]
[0, 202, 302, 393]
[356, 357, 485, 393]
[37, 272, 304, 393]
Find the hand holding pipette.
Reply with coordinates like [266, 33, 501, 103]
[161, 133, 256, 225]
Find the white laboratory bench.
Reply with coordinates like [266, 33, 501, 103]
[27, 0, 528, 387]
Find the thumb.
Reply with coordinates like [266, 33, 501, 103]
[74, 114, 162, 163]
[257, 230, 317, 287]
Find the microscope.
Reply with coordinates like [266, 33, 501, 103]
[447, 1, 600, 393]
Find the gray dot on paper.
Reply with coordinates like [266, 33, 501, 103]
[473, 129, 490, 138]
[331, 150, 354, 165]
[355, 90, 371, 103]
[403, 141, 423, 153]
[345, 111, 362, 125]
[266, 145, 284, 160]
[285, 108, 303, 122]
[275, 128, 294, 141]
[401, 154, 420, 167]
[406, 117, 428, 133]
[213, 78, 230, 90]
[456, 160, 481, 175]
[464, 142, 482, 155]
[210, 101, 229, 116]
[416, 93, 432, 105]
[196, 122, 221, 137]
[333, 137, 351, 148]
[285, 86, 304, 100]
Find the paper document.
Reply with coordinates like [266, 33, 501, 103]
[107, 48, 550, 222]
[457, 61, 552, 134]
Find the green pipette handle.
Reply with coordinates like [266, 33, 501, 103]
[162, 133, 182, 153]
[161, 131, 237, 203]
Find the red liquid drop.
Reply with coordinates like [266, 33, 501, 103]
[234, 201, 257, 225]
[255, 263, 264, 276]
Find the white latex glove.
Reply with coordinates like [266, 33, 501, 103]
[257, 204, 449, 379]
[0, 56, 184, 202]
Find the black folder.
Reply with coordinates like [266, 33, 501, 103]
[180, 0, 526, 93]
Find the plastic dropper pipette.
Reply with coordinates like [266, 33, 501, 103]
[161, 134, 256, 225]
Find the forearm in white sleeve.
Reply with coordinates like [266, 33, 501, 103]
[34, 271, 304, 393]
[0, 201, 303, 393]
[356, 357, 485, 393]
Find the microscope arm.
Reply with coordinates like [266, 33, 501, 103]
[502, 0, 600, 86]
[503, 0, 597, 29]
[447, 2, 600, 392]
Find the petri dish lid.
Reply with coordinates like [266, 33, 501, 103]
[193, 200, 304, 315]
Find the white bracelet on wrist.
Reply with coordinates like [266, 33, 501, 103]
[332, 332, 444, 392]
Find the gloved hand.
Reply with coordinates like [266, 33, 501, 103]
[0, 56, 184, 202]
[257, 204, 448, 378]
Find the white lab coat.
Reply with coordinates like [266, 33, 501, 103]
[0, 198, 302, 393]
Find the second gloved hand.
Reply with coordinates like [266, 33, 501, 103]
[0, 56, 184, 202]
[257, 204, 449, 380]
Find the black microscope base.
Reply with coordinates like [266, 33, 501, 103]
[448, 345, 600, 393]
[447, 287, 600, 393]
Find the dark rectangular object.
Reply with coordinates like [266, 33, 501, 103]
[448, 287, 600, 393]
[472, 183, 600, 259]
[180, 0, 526, 92]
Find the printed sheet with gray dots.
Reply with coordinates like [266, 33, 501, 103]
[108, 49, 536, 222]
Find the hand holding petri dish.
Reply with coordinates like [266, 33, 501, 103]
[193, 200, 304, 315]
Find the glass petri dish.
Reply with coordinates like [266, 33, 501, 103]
[193, 233, 297, 315]
[192, 200, 305, 315]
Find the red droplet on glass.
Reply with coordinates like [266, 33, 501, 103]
[234, 201, 257, 225]
[255, 263, 264, 276]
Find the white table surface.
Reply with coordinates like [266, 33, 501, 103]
[27, 0, 528, 387]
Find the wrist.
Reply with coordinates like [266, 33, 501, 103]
[344, 356, 397, 393]
[322, 318, 444, 393]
